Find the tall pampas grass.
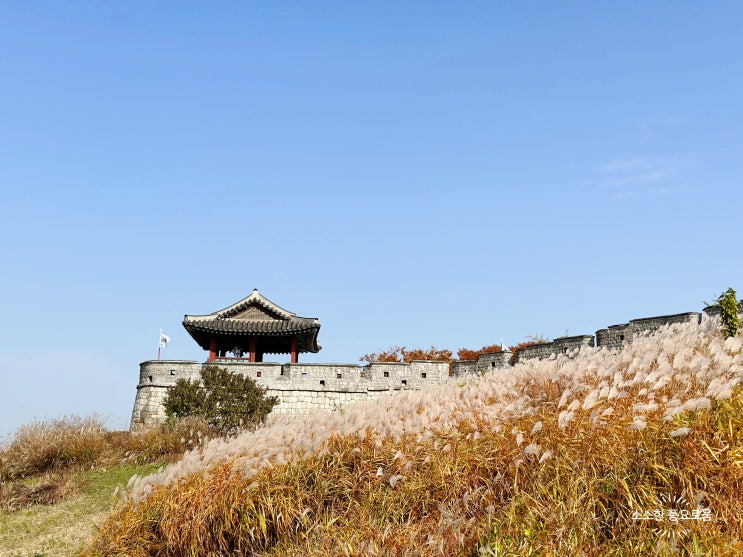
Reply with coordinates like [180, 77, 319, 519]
[85, 317, 743, 556]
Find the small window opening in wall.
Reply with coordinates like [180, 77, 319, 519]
[301, 372, 308, 380]
[619, 335, 625, 341]
[170, 370, 176, 375]
[383, 371, 389, 377]
[320, 380, 325, 386]
[563, 347, 568, 354]
[402, 379, 408, 385]
[491, 362, 496, 368]
[421, 372, 427, 378]
[336, 373, 342, 379]
[148, 376, 153, 382]
[280, 369, 285, 376]
[256, 371, 262, 378]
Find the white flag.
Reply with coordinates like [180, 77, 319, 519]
[159, 331, 170, 348]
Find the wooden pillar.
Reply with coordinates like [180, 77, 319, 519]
[209, 338, 216, 362]
[290, 337, 298, 363]
[249, 337, 257, 363]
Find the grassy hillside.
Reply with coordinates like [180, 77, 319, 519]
[82, 319, 743, 556]
[0, 463, 160, 557]
[0, 417, 210, 557]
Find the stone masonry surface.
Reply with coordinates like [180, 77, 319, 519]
[131, 360, 450, 430]
[130, 302, 741, 430]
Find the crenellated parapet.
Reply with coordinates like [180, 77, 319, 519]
[476, 351, 514, 372]
[130, 359, 451, 431]
[595, 312, 702, 353]
[703, 301, 743, 318]
[518, 335, 595, 362]
[131, 299, 743, 431]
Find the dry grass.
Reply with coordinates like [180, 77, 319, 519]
[0, 414, 213, 557]
[0, 410, 208, 555]
[104, 416, 213, 465]
[0, 415, 211, 483]
[0, 464, 161, 557]
[0, 416, 108, 481]
[0, 471, 75, 512]
[0, 416, 211, 557]
[82, 319, 743, 556]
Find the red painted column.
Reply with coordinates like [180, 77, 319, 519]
[249, 337, 257, 363]
[290, 337, 298, 363]
[209, 338, 216, 362]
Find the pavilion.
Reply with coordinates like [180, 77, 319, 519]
[182, 289, 321, 363]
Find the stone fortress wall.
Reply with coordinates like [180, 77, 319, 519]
[130, 302, 741, 431]
[131, 359, 450, 430]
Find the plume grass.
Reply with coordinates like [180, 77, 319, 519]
[84, 318, 743, 556]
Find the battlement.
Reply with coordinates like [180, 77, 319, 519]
[517, 335, 595, 362]
[131, 359, 450, 430]
[130, 302, 742, 431]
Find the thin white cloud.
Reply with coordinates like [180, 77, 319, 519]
[599, 158, 653, 173]
[652, 186, 698, 195]
[602, 169, 673, 188]
[596, 157, 686, 199]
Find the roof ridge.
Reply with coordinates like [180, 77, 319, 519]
[184, 289, 303, 321]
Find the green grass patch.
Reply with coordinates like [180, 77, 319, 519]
[0, 463, 160, 557]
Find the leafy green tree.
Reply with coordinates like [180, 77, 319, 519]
[717, 287, 740, 338]
[164, 365, 278, 435]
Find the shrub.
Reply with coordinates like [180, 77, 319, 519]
[360, 346, 453, 364]
[163, 366, 278, 436]
[717, 287, 740, 338]
[458, 340, 544, 363]
[456, 344, 503, 361]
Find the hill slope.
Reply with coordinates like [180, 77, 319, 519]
[85, 319, 743, 556]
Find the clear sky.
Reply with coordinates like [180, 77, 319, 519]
[1, 2, 742, 436]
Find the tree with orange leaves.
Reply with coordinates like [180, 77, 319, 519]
[360, 346, 453, 364]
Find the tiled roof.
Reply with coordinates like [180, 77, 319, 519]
[184, 289, 300, 322]
[183, 316, 320, 335]
[182, 289, 321, 353]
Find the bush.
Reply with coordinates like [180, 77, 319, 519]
[360, 346, 453, 364]
[717, 287, 740, 338]
[456, 344, 503, 361]
[163, 366, 278, 436]
[457, 339, 546, 363]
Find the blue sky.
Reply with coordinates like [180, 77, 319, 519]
[1, 2, 742, 436]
